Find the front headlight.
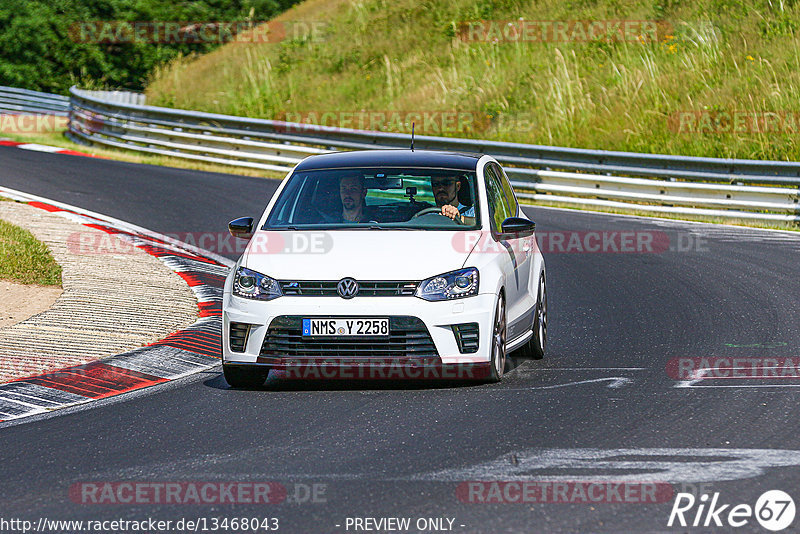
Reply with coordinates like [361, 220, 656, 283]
[416, 267, 479, 301]
[233, 267, 283, 301]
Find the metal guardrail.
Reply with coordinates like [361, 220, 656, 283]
[19, 85, 800, 223]
[71, 89, 147, 106]
[0, 86, 69, 116]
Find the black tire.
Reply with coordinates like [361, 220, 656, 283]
[518, 272, 547, 360]
[488, 294, 507, 383]
[223, 365, 268, 388]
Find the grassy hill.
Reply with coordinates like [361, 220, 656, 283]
[146, 0, 800, 161]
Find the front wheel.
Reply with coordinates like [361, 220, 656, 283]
[223, 365, 268, 389]
[487, 294, 507, 383]
[518, 273, 547, 360]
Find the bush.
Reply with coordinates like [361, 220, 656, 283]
[0, 0, 300, 94]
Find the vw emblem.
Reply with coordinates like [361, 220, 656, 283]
[337, 277, 359, 299]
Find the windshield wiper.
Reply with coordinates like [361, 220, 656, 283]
[267, 224, 417, 230]
[350, 224, 415, 230]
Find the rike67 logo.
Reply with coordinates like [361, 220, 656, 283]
[668, 490, 795, 531]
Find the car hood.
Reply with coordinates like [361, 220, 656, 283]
[241, 230, 480, 280]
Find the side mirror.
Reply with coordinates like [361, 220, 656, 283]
[228, 217, 254, 239]
[501, 217, 536, 238]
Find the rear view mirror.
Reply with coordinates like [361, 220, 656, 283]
[501, 217, 536, 238]
[369, 177, 404, 190]
[228, 217, 254, 239]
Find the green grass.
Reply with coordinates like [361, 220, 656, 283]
[145, 0, 800, 162]
[0, 217, 62, 286]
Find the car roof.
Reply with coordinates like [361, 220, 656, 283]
[294, 149, 483, 172]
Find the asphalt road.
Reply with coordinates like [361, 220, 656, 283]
[3, 146, 800, 533]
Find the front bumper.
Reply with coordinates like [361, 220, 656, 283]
[222, 293, 497, 369]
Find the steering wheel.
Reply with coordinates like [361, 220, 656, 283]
[411, 207, 445, 219]
[411, 207, 462, 225]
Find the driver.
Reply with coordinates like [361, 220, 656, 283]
[430, 175, 475, 225]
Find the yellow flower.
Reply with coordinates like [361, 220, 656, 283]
[747, 55, 755, 61]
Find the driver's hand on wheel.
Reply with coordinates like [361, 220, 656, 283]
[440, 204, 463, 224]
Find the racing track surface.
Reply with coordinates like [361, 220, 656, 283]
[3, 145, 800, 532]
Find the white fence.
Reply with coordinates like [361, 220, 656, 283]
[0, 86, 69, 116]
[8, 85, 800, 223]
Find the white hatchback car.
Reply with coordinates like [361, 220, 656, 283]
[222, 150, 546, 387]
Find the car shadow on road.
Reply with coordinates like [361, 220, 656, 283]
[202, 372, 488, 392]
[202, 355, 535, 392]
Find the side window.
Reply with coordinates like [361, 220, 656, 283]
[270, 175, 306, 224]
[484, 164, 512, 234]
[494, 163, 519, 216]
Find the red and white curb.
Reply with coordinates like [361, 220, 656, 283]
[0, 186, 233, 423]
[0, 138, 100, 158]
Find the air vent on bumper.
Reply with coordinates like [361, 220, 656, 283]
[229, 322, 251, 352]
[452, 323, 479, 354]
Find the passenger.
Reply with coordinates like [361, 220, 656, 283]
[339, 175, 377, 223]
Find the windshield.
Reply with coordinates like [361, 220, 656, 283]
[264, 167, 480, 230]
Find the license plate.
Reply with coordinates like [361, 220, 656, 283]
[302, 318, 389, 337]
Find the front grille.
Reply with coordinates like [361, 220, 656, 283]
[452, 323, 479, 354]
[259, 316, 439, 360]
[279, 280, 418, 297]
[229, 322, 251, 352]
